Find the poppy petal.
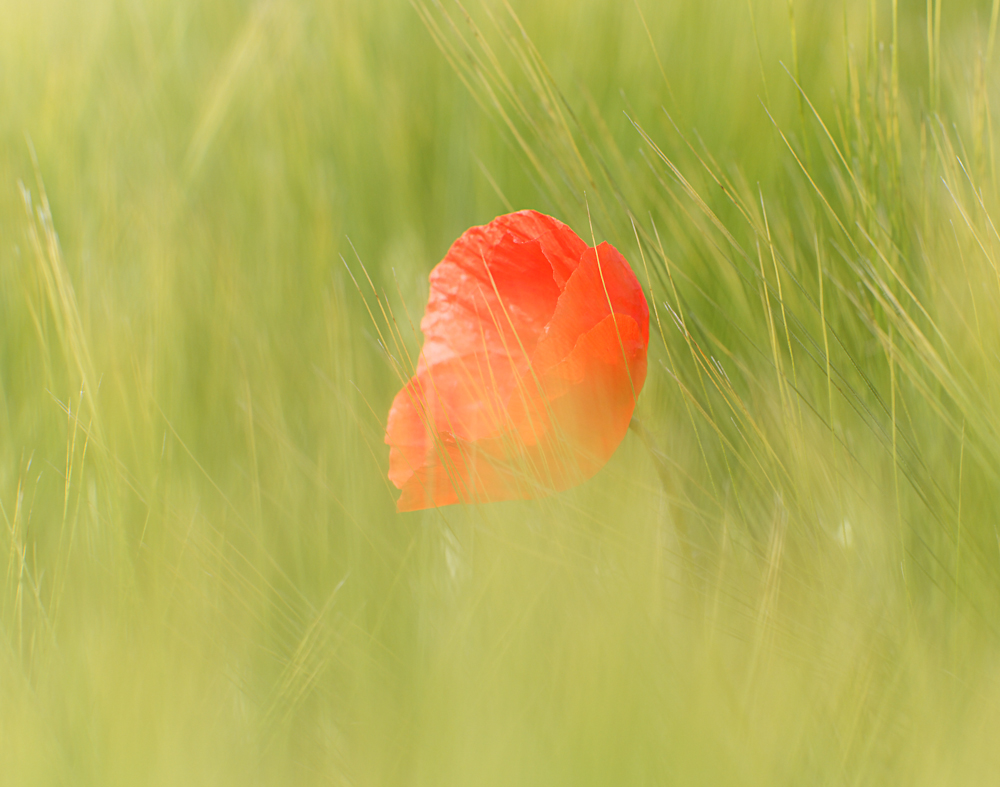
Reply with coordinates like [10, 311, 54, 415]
[393, 428, 545, 512]
[451, 209, 588, 286]
[387, 350, 524, 452]
[506, 313, 646, 468]
[497, 210, 589, 287]
[479, 234, 561, 351]
[531, 242, 650, 373]
[421, 235, 559, 365]
[553, 314, 645, 479]
[385, 212, 649, 511]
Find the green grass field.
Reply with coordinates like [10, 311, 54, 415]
[4, 0, 1000, 783]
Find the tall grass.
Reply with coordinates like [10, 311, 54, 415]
[3, 0, 1000, 783]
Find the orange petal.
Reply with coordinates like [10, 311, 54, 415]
[385, 212, 649, 511]
[422, 235, 559, 365]
[486, 210, 589, 287]
[532, 242, 649, 373]
[386, 347, 543, 509]
[507, 312, 645, 462]
[393, 432, 547, 512]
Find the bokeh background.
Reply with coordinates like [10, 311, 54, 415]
[4, 0, 1000, 783]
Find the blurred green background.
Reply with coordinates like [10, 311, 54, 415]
[3, 0, 1000, 783]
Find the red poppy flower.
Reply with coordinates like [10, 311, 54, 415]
[385, 209, 649, 512]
